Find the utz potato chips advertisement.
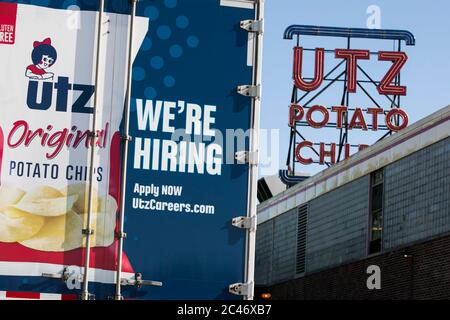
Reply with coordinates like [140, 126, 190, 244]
[0, 0, 257, 301]
[0, 1, 148, 298]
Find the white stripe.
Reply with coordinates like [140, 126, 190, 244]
[0, 291, 6, 300]
[220, 0, 254, 9]
[0, 261, 135, 285]
[40, 293, 62, 300]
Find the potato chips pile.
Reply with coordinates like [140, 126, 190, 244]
[0, 184, 117, 252]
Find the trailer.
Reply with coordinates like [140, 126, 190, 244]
[0, 0, 263, 300]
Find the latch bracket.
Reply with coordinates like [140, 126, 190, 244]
[41, 267, 84, 284]
[229, 282, 253, 296]
[42, 267, 70, 282]
[235, 150, 258, 165]
[120, 273, 163, 289]
[240, 19, 263, 34]
[232, 216, 257, 231]
[237, 84, 261, 98]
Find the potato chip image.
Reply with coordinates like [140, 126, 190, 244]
[0, 186, 25, 210]
[60, 183, 99, 215]
[80, 197, 117, 247]
[20, 210, 83, 252]
[97, 194, 118, 216]
[13, 194, 78, 217]
[21, 186, 64, 201]
[0, 207, 45, 243]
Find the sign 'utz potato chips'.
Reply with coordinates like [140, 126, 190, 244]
[0, 0, 261, 300]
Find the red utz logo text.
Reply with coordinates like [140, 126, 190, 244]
[0, 3, 17, 45]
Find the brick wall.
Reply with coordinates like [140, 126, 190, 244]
[257, 233, 450, 300]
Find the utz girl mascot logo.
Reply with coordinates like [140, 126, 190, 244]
[25, 38, 57, 80]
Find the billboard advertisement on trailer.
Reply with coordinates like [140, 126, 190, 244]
[0, 0, 262, 300]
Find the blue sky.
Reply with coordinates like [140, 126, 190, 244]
[260, 0, 450, 176]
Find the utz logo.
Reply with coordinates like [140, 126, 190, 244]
[25, 38, 95, 114]
[25, 38, 57, 80]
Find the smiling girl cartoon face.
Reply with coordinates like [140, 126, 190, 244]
[25, 38, 57, 80]
[38, 54, 55, 69]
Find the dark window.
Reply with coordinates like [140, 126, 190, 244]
[369, 169, 384, 254]
[372, 184, 383, 212]
[296, 204, 308, 274]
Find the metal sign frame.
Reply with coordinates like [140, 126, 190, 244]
[281, 25, 415, 185]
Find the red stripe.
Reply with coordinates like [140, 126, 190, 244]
[61, 294, 78, 300]
[6, 291, 41, 299]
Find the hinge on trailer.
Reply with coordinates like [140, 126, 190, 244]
[121, 134, 132, 142]
[82, 228, 94, 235]
[237, 84, 261, 98]
[115, 231, 127, 239]
[229, 282, 253, 296]
[235, 150, 259, 165]
[79, 293, 96, 300]
[120, 273, 163, 289]
[240, 19, 263, 34]
[232, 216, 257, 231]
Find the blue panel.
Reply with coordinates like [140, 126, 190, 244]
[122, 0, 255, 300]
